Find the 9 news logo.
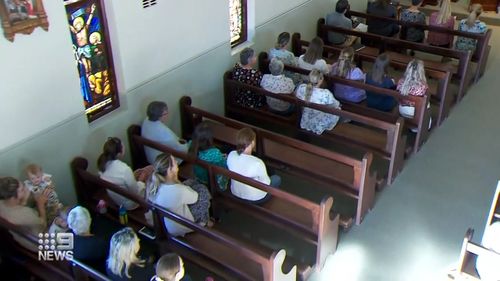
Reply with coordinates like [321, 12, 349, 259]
[37, 232, 74, 261]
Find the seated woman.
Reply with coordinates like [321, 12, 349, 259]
[476, 221, 500, 281]
[427, 0, 455, 49]
[260, 58, 296, 115]
[107, 227, 155, 281]
[98, 137, 145, 210]
[295, 69, 341, 135]
[68, 206, 108, 272]
[0, 177, 49, 251]
[330, 47, 366, 103]
[455, 4, 487, 52]
[365, 53, 397, 112]
[400, 0, 426, 44]
[269, 32, 297, 67]
[189, 122, 228, 191]
[146, 154, 212, 237]
[151, 253, 191, 281]
[297, 37, 330, 75]
[397, 59, 428, 119]
[232, 47, 265, 108]
[366, 0, 400, 38]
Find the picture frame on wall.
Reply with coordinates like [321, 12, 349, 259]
[0, 0, 49, 42]
[64, 0, 119, 122]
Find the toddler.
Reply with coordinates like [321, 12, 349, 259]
[24, 164, 62, 223]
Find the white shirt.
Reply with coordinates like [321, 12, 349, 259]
[297, 55, 330, 74]
[100, 160, 144, 210]
[141, 119, 189, 164]
[476, 222, 500, 281]
[0, 200, 45, 251]
[227, 151, 269, 201]
[149, 183, 198, 237]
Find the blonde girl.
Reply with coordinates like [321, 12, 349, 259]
[427, 0, 455, 48]
[397, 59, 428, 119]
[295, 69, 341, 134]
[455, 4, 487, 51]
[330, 47, 366, 103]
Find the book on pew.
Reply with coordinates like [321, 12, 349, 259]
[352, 43, 365, 52]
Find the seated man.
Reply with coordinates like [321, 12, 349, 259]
[142, 101, 189, 164]
[227, 128, 281, 204]
[326, 0, 357, 46]
[0, 177, 49, 251]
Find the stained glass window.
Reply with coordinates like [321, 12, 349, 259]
[229, 0, 247, 47]
[64, 0, 119, 122]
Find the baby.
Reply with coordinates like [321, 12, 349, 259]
[24, 164, 62, 223]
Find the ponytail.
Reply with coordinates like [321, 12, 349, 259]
[334, 47, 355, 78]
[147, 153, 174, 198]
[467, 4, 482, 27]
[305, 83, 314, 102]
[304, 69, 324, 102]
[97, 137, 122, 172]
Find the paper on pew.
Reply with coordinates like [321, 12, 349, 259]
[354, 23, 367, 33]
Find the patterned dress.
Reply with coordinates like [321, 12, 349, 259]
[295, 84, 341, 134]
[400, 9, 426, 43]
[182, 178, 212, 226]
[231, 64, 264, 108]
[260, 74, 295, 111]
[455, 20, 487, 52]
[194, 147, 228, 191]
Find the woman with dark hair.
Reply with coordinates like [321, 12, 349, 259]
[98, 137, 144, 210]
[189, 122, 228, 191]
[365, 53, 397, 112]
[400, 0, 426, 44]
[269, 32, 297, 67]
[297, 37, 330, 75]
[366, 0, 399, 37]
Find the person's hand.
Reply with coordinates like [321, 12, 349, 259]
[34, 188, 51, 207]
[179, 139, 187, 144]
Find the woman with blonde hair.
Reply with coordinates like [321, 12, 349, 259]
[427, 0, 455, 48]
[146, 153, 212, 237]
[455, 4, 487, 51]
[297, 37, 330, 74]
[295, 69, 341, 134]
[106, 227, 155, 281]
[397, 59, 428, 119]
[330, 47, 366, 103]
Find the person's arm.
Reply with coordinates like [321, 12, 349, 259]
[123, 164, 141, 194]
[34, 188, 50, 228]
[255, 160, 271, 185]
[161, 125, 189, 153]
[182, 185, 199, 205]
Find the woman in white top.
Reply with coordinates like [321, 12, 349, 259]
[297, 37, 330, 75]
[296, 69, 341, 134]
[98, 137, 145, 210]
[146, 153, 211, 237]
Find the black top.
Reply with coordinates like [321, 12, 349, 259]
[366, 2, 399, 37]
[106, 262, 156, 281]
[73, 233, 109, 273]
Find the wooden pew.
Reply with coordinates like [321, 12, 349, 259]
[456, 228, 500, 280]
[127, 126, 339, 271]
[177, 96, 378, 225]
[348, 9, 492, 83]
[0, 216, 111, 281]
[258, 52, 431, 153]
[71, 157, 300, 281]
[291, 33, 452, 126]
[223, 67, 406, 185]
[316, 19, 472, 101]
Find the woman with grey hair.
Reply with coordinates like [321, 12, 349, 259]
[260, 58, 296, 115]
[231, 47, 265, 108]
[68, 206, 108, 271]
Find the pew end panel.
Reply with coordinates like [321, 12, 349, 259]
[317, 197, 340, 269]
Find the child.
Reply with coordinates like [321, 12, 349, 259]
[48, 206, 70, 234]
[396, 59, 428, 118]
[24, 164, 62, 224]
[330, 47, 366, 103]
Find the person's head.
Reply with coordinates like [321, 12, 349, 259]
[147, 101, 169, 122]
[303, 37, 324, 65]
[269, 58, 285, 76]
[411, 0, 423, 7]
[148, 153, 177, 197]
[73, 17, 84, 31]
[467, 4, 482, 27]
[97, 137, 124, 172]
[304, 69, 324, 102]
[335, 0, 350, 13]
[25, 163, 44, 186]
[399, 59, 427, 95]
[333, 47, 355, 78]
[275, 32, 291, 49]
[436, 0, 452, 25]
[89, 32, 101, 45]
[153, 253, 185, 281]
[370, 53, 391, 83]
[240, 47, 256, 66]
[189, 122, 214, 156]
[67, 206, 91, 235]
[0, 177, 28, 204]
[107, 227, 143, 278]
[236, 128, 256, 155]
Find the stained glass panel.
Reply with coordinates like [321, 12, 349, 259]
[229, 0, 246, 47]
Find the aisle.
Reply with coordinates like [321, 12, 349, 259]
[311, 26, 500, 281]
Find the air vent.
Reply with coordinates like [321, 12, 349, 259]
[142, 0, 157, 8]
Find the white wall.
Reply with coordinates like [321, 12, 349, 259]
[0, 0, 334, 204]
